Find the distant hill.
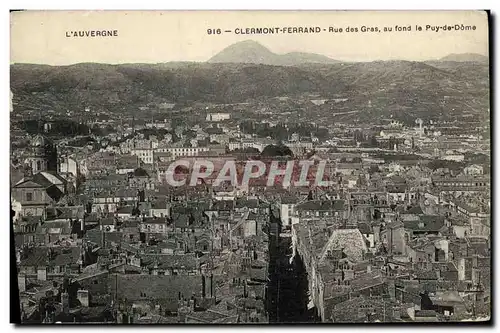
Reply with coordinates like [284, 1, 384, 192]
[208, 40, 338, 66]
[10, 60, 489, 124]
[439, 53, 488, 63]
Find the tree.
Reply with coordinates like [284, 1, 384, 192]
[261, 144, 293, 157]
[353, 130, 364, 143]
[368, 135, 378, 147]
[368, 165, 380, 175]
[236, 147, 260, 154]
[428, 160, 465, 172]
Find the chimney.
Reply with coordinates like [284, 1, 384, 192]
[37, 267, 47, 281]
[18, 274, 26, 292]
[16, 249, 21, 265]
[132, 309, 140, 323]
[201, 276, 206, 298]
[47, 247, 54, 261]
[393, 306, 401, 320]
[101, 228, 106, 249]
[189, 298, 195, 312]
[61, 292, 70, 314]
[388, 279, 396, 299]
[407, 305, 415, 320]
[472, 254, 478, 268]
[457, 258, 466, 281]
[472, 267, 480, 287]
[177, 305, 189, 323]
[373, 224, 381, 244]
[210, 274, 214, 298]
[77, 289, 89, 307]
[152, 261, 158, 276]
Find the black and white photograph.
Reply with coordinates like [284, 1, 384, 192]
[9, 10, 491, 324]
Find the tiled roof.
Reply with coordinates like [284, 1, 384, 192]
[431, 290, 463, 304]
[136, 314, 179, 324]
[356, 222, 371, 235]
[403, 205, 424, 215]
[19, 246, 81, 267]
[122, 220, 139, 228]
[211, 200, 234, 211]
[172, 213, 189, 229]
[404, 216, 445, 232]
[100, 217, 116, 225]
[235, 198, 259, 209]
[322, 229, 368, 262]
[281, 196, 299, 204]
[386, 184, 408, 193]
[16, 172, 55, 188]
[116, 206, 134, 214]
[140, 253, 198, 271]
[109, 274, 205, 309]
[412, 269, 438, 280]
[350, 271, 385, 291]
[85, 230, 123, 246]
[296, 200, 346, 212]
[57, 206, 85, 220]
[142, 217, 168, 225]
[19, 247, 50, 267]
[37, 220, 73, 234]
[186, 309, 230, 323]
[414, 310, 438, 317]
[151, 200, 168, 210]
[51, 247, 82, 267]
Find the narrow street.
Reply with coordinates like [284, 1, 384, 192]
[267, 212, 318, 323]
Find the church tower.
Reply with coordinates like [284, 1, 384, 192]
[24, 134, 57, 174]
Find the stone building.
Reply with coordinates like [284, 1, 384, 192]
[24, 134, 58, 174]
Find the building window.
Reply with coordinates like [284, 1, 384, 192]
[26, 192, 33, 202]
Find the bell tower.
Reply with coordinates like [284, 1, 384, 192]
[24, 134, 57, 173]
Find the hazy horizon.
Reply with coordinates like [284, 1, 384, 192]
[9, 45, 490, 67]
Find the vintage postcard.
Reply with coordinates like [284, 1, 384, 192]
[10, 10, 490, 324]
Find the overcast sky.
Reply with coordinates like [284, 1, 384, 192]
[10, 10, 489, 65]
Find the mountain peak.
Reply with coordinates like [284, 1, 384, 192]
[232, 39, 267, 47]
[439, 53, 488, 63]
[208, 40, 338, 66]
[222, 40, 272, 52]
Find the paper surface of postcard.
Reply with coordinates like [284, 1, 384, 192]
[10, 10, 490, 324]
